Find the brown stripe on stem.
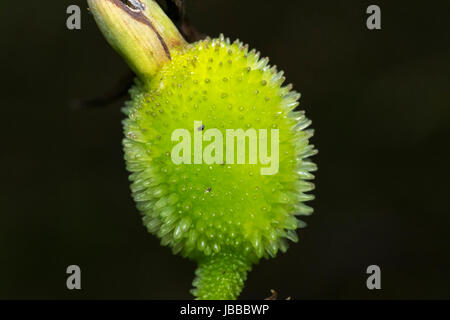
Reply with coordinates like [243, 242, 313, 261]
[109, 0, 171, 60]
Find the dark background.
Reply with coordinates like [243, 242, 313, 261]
[0, 0, 449, 299]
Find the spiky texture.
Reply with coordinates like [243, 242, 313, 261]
[122, 35, 317, 299]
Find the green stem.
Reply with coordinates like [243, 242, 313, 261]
[88, 0, 187, 79]
[191, 252, 252, 300]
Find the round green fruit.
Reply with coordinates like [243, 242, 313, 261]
[122, 35, 317, 299]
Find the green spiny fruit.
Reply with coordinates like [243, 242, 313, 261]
[88, 0, 317, 300]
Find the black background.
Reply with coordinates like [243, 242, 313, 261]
[0, 0, 449, 299]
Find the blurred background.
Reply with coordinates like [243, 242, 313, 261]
[0, 0, 449, 299]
